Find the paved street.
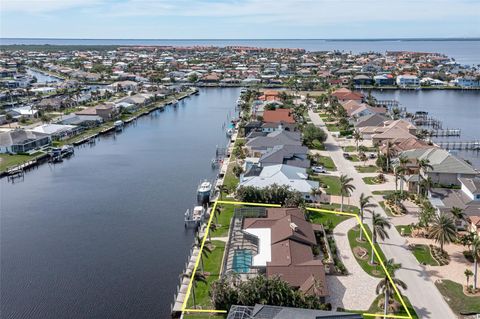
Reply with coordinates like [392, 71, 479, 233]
[309, 110, 456, 319]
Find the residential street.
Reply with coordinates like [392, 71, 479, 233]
[308, 110, 456, 319]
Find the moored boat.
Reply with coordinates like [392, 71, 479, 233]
[197, 180, 212, 205]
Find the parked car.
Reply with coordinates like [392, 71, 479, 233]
[312, 166, 327, 173]
[343, 153, 351, 159]
[369, 153, 377, 159]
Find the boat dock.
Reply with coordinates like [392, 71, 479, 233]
[424, 128, 461, 137]
[435, 140, 480, 151]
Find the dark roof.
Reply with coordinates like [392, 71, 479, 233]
[227, 304, 362, 319]
[259, 144, 309, 168]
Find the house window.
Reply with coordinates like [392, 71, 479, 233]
[476, 194, 480, 200]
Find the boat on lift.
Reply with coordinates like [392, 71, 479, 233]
[197, 180, 212, 205]
[114, 120, 124, 131]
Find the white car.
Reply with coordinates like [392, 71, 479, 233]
[312, 166, 327, 173]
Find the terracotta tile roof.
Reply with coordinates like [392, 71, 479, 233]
[263, 109, 295, 124]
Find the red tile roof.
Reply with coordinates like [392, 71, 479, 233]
[262, 109, 295, 124]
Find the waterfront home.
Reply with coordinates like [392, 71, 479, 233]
[227, 305, 362, 319]
[400, 148, 478, 188]
[353, 113, 389, 130]
[0, 129, 51, 154]
[258, 145, 310, 169]
[31, 123, 83, 140]
[380, 136, 431, 155]
[429, 177, 480, 231]
[75, 103, 117, 121]
[332, 88, 364, 103]
[224, 207, 328, 298]
[259, 90, 281, 102]
[262, 108, 295, 124]
[374, 74, 395, 86]
[261, 121, 297, 133]
[369, 119, 417, 144]
[57, 114, 103, 127]
[454, 76, 480, 88]
[353, 74, 374, 86]
[239, 164, 319, 200]
[7, 106, 38, 119]
[396, 75, 420, 88]
[36, 97, 64, 110]
[245, 130, 302, 156]
[109, 80, 138, 92]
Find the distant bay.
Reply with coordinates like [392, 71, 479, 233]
[1, 38, 480, 65]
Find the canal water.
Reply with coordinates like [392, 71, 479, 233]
[0, 88, 240, 319]
[371, 90, 480, 169]
[26, 68, 63, 84]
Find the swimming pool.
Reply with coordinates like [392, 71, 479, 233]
[232, 249, 252, 273]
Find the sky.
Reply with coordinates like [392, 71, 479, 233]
[1, 0, 480, 39]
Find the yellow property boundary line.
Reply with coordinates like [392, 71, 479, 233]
[182, 201, 413, 319]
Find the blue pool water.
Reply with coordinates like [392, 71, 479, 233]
[232, 250, 252, 273]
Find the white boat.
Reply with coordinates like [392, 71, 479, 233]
[226, 128, 233, 137]
[114, 120, 124, 131]
[61, 145, 74, 157]
[172, 99, 179, 105]
[197, 180, 212, 205]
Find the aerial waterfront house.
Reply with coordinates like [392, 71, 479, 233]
[0, 129, 51, 154]
[224, 208, 328, 298]
[227, 304, 362, 319]
[396, 75, 420, 88]
[454, 76, 480, 88]
[262, 108, 295, 124]
[31, 123, 83, 140]
[258, 145, 310, 169]
[245, 130, 302, 156]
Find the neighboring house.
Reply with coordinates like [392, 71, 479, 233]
[332, 88, 364, 102]
[57, 114, 103, 127]
[396, 75, 420, 87]
[259, 145, 310, 168]
[36, 97, 64, 110]
[75, 103, 116, 121]
[227, 304, 362, 319]
[353, 75, 374, 86]
[455, 76, 480, 88]
[370, 119, 417, 144]
[262, 108, 295, 124]
[429, 177, 480, 231]
[30, 123, 83, 140]
[374, 74, 395, 86]
[0, 129, 51, 153]
[244, 121, 263, 136]
[261, 121, 297, 133]
[7, 106, 38, 119]
[239, 164, 319, 200]
[353, 113, 389, 130]
[401, 148, 478, 187]
[259, 90, 281, 102]
[246, 130, 302, 156]
[110, 80, 138, 92]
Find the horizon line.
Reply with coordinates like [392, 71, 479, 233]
[1, 37, 480, 41]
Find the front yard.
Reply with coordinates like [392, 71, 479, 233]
[411, 244, 439, 266]
[0, 152, 45, 173]
[435, 279, 480, 316]
[310, 175, 344, 196]
[313, 155, 337, 171]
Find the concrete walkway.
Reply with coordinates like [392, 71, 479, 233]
[309, 110, 456, 319]
[327, 218, 380, 310]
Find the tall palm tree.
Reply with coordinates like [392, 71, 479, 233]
[417, 159, 433, 195]
[471, 234, 480, 289]
[419, 176, 434, 197]
[428, 213, 457, 252]
[359, 193, 377, 241]
[450, 207, 466, 227]
[213, 206, 222, 224]
[339, 174, 356, 212]
[208, 223, 218, 241]
[371, 212, 391, 264]
[465, 269, 473, 288]
[394, 166, 406, 193]
[181, 271, 207, 309]
[353, 130, 362, 152]
[376, 258, 407, 318]
[217, 185, 229, 200]
[384, 141, 394, 172]
[192, 234, 212, 273]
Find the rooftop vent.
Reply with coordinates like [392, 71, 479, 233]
[289, 222, 298, 232]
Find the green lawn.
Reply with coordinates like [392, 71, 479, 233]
[362, 176, 384, 185]
[211, 205, 235, 237]
[379, 201, 394, 217]
[310, 175, 344, 196]
[365, 294, 419, 319]
[347, 225, 388, 278]
[308, 204, 356, 230]
[187, 240, 226, 308]
[342, 146, 357, 152]
[326, 123, 341, 132]
[435, 279, 480, 315]
[348, 154, 360, 162]
[355, 165, 379, 173]
[314, 155, 337, 171]
[372, 190, 396, 196]
[0, 152, 44, 173]
[411, 244, 439, 266]
[395, 224, 413, 237]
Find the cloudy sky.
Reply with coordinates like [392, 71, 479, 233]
[1, 0, 479, 39]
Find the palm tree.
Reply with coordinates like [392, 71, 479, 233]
[384, 141, 394, 172]
[192, 234, 212, 273]
[428, 213, 457, 252]
[208, 223, 218, 241]
[394, 166, 406, 193]
[465, 269, 474, 288]
[417, 159, 433, 195]
[181, 271, 207, 309]
[310, 187, 323, 206]
[471, 234, 480, 289]
[217, 185, 229, 200]
[359, 193, 376, 241]
[353, 130, 362, 152]
[213, 206, 222, 224]
[371, 212, 391, 264]
[339, 174, 356, 212]
[450, 207, 466, 227]
[376, 258, 407, 318]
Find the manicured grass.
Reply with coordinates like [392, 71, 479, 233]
[314, 155, 337, 171]
[435, 279, 480, 315]
[411, 244, 439, 266]
[211, 205, 235, 237]
[347, 154, 360, 162]
[347, 225, 387, 278]
[187, 240, 226, 308]
[362, 176, 384, 185]
[310, 175, 344, 196]
[355, 165, 379, 173]
[308, 204, 357, 229]
[223, 162, 239, 191]
[365, 294, 419, 319]
[0, 152, 44, 172]
[372, 190, 396, 196]
[342, 145, 357, 152]
[395, 224, 413, 237]
[379, 201, 394, 217]
[326, 123, 341, 132]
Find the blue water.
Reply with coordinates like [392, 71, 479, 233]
[1, 38, 479, 66]
[232, 249, 253, 273]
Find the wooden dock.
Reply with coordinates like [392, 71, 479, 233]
[435, 140, 480, 150]
[425, 128, 461, 137]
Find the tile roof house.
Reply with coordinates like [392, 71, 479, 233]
[0, 129, 51, 154]
[242, 208, 328, 298]
[246, 130, 302, 156]
[259, 144, 310, 168]
[262, 109, 295, 124]
[239, 164, 319, 200]
[401, 148, 478, 186]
